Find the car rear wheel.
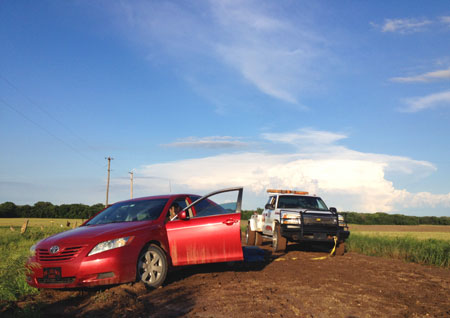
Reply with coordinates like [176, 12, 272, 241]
[245, 222, 256, 245]
[272, 224, 287, 252]
[137, 244, 168, 289]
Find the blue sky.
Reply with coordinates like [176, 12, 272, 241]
[1, 0, 450, 216]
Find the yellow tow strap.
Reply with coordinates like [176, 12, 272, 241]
[311, 236, 338, 260]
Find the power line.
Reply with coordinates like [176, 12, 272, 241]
[0, 97, 103, 167]
[0, 74, 99, 153]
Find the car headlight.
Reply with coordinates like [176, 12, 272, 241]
[338, 215, 345, 226]
[88, 237, 133, 256]
[30, 244, 36, 257]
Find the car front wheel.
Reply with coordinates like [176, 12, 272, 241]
[137, 244, 168, 289]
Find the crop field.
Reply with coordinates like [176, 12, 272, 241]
[349, 224, 450, 240]
[347, 224, 450, 268]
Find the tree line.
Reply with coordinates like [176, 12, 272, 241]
[0, 201, 449, 225]
[0, 201, 105, 219]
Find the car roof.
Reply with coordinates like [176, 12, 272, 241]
[112, 193, 197, 205]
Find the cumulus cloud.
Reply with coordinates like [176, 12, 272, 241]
[401, 90, 450, 112]
[391, 68, 450, 83]
[163, 136, 247, 149]
[375, 18, 432, 34]
[110, 0, 329, 105]
[131, 129, 448, 213]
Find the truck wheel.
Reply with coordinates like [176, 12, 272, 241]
[137, 244, 168, 289]
[255, 231, 263, 246]
[272, 224, 287, 252]
[334, 242, 346, 256]
[245, 222, 256, 245]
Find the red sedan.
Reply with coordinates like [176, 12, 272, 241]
[26, 187, 243, 289]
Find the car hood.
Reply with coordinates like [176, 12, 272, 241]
[37, 221, 155, 247]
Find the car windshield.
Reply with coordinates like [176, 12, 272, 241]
[86, 199, 168, 225]
[277, 195, 329, 211]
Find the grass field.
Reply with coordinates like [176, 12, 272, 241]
[0, 218, 84, 229]
[348, 224, 450, 241]
[0, 219, 78, 302]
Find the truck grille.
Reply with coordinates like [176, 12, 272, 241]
[303, 215, 336, 226]
[37, 246, 85, 262]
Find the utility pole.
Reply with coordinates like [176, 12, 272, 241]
[105, 157, 113, 207]
[129, 171, 134, 199]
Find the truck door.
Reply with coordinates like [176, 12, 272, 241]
[262, 195, 276, 235]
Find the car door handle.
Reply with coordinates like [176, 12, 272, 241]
[223, 219, 237, 226]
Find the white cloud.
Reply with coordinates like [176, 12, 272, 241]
[391, 68, 450, 83]
[401, 90, 450, 112]
[163, 136, 247, 149]
[377, 18, 432, 34]
[131, 130, 448, 213]
[110, 0, 329, 105]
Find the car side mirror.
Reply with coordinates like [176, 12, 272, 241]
[329, 207, 337, 213]
[265, 203, 274, 210]
[178, 211, 189, 220]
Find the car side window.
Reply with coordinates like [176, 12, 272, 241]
[190, 191, 239, 218]
[167, 197, 190, 221]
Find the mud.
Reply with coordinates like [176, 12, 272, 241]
[3, 241, 449, 318]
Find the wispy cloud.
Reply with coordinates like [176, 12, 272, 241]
[441, 16, 450, 25]
[401, 90, 450, 112]
[110, 0, 329, 105]
[372, 18, 432, 34]
[391, 68, 450, 83]
[262, 129, 347, 148]
[163, 136, 248, 149]
[132, 129, 446, 213]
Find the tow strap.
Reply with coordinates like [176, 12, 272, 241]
[311, 236, 338, 260]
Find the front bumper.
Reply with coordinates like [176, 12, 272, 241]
[26, 246, 136, 289]
[281, 224, 350, 243]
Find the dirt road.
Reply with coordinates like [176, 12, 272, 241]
[4, 242, 450, 318]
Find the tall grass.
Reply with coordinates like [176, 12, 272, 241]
[0, 226, 65, 301]
[347, 233, 450, 268]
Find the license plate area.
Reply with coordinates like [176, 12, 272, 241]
[43, 267, 62, 281]
[313, 233, 326, 240]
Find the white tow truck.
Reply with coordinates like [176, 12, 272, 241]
[245, 189, 349, 254]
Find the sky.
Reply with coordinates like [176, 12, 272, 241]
[1, 0, 450, 216]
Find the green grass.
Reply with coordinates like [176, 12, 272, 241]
[0, 226, 68, 302]
[347, 233, 450, 268]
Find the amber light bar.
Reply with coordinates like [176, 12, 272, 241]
[267, 189, 309, 195]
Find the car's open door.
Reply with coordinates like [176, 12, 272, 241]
[165, 187, 244, 266]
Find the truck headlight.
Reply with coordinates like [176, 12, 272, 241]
[338, 215, 345, 226]
[281, 213, 301, 225]
[88, 237, 133, 256]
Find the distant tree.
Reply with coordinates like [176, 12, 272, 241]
[0, 202, 17, 218]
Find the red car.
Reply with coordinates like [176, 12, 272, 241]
[26, 187, 243, 289]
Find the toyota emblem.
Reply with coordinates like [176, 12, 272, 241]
[49, 246, 60, 254]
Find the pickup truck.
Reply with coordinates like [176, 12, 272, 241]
[246, 189, 349, 254]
